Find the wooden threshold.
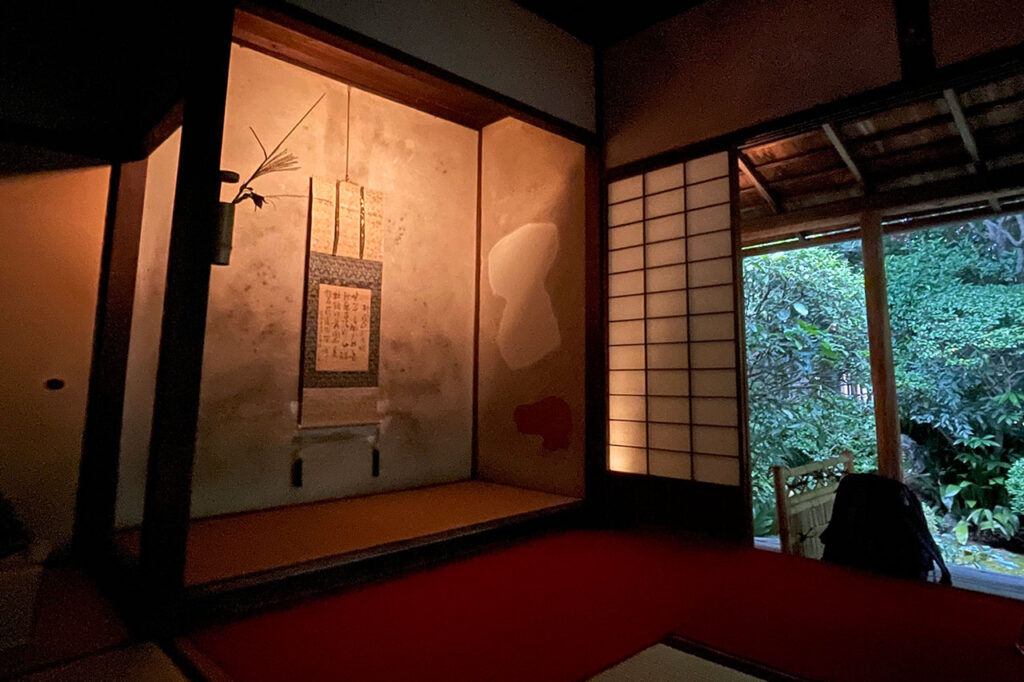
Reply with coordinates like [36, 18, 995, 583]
[180, 492, 583, 629]
[661, 634, 811, 682]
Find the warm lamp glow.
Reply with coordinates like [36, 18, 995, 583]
[608, 446, 646, 474]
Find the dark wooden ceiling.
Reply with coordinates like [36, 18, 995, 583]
[514, 1, 706, 46]
[738, 70, 1024, 252]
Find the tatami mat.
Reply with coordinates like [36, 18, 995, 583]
[116, 481, 578, 586]
[18, 643, 186, 682]
[591, 644, 764, 681]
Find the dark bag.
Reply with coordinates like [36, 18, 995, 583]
[821, 473, 951, 584]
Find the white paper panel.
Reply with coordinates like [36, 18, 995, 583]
[608, 175, 643, 204]
[686, 178, 730, 210]
[608, 446, 647, 474]
[608, 198, 643, 227]
[689, 257, 733, 287]
[609, 223, 644, 250]
[693, 454, 740, 486]
[609, 344, 645, 369]
[693, 425, 739, 456]
[645, 214, 685, 243]
[690, 313, 734, 341]
[689, 285, 734, 314]
[646, 264, 687, 292]
[687, 204, 731, 235]
[647, 343, 687, 369]
[609, 320, 645, 345]
[608, 270, 644, 297]
[646, 317, 687, 343]
[609, 370, 646, 395]
[690, 341, 735, 368]
[649, 423, 690, 451]
[644, 163, 684, 194]
[685, 152, 729, 183]
[646, 239, 686, 268]
[688, 230, 732, 261]
[648, 370, 688, 396]
[609, 245, 643, 273]
[692, 397, 739, 426]
[606, 151, 737, 481]
[646, 291, 686, 318]
[609, 395, 646, 421]
[649, 450, 691, 479]
[691, 369, 737, 397]
[648, 396, 689, 423]
[608, 295, 644, 321]
[645, 188, 685, 218]
[609, 419, 647, 447]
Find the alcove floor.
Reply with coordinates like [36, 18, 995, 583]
[114, 481, 579, 587]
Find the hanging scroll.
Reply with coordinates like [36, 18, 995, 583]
[300, 176, 385, 426]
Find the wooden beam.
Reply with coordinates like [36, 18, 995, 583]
[822, 123, 867, 189]
[860, 211, 902, 481]
[139, 4, 234, 632]
[233, 10, 510, 130]
[73, 158, 148, 563]
[943, 88, 1001, 213]
[736, 151, 779, 213]
[944, 89, 982, 167]
[741, 164, 1024, 244]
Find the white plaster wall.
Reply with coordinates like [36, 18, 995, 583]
[603, 0, 901, 168]
[0, 166, 110, 551]
[115, 129, 180, 527]
[182, 46, 478, 519]
[288, 0, 596, 132]
[478, 117, 587, 497]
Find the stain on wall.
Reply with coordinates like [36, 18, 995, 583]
[0, 166, 110, 550]
[487, 221, 561, 370]
[514, 397, 573, 451]
[478, 117, 587, 498]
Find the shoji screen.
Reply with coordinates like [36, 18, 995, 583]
[606, 151, 742, 486]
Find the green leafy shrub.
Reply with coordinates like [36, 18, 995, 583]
[744, 247, 876, 530]
[1008, 458, 1024, 515]
[745, 220, 1024, 541]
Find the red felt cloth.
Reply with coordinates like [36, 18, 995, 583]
[188, 530, 1023, 681]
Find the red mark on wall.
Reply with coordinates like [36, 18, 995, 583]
[513, 396, 572, 450]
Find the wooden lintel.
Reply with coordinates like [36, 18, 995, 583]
[736, 151, 779, 213]
[822, 123, 867, 189]
[860, 211, 902, 481]
[234, 10, 510, 130]
[741, 165, 1024, 244]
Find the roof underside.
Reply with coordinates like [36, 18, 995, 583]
[739, 70, 1024, 252]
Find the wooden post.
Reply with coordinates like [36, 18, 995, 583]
[73, 158, 148, 564]
[860, 211, 902, 480]
[139, 4, 234, 631]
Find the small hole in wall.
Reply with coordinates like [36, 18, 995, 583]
[44, 378, 65, 391]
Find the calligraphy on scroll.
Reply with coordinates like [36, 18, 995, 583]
[301, 176, 385, 427]
[315, 284, 371, 372]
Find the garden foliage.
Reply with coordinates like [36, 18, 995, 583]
[746, 216, 1024, 546]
